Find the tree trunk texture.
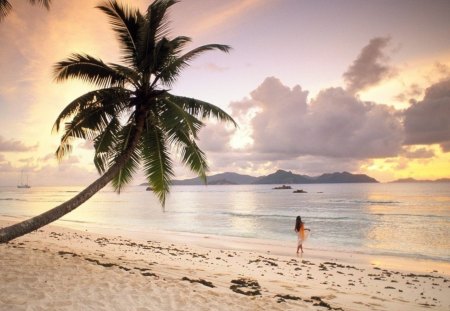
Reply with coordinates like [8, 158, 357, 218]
[0, 113, 146, 243]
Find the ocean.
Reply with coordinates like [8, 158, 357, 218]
[1, 183, 449, 262]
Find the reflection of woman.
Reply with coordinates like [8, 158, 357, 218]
[294, 216, 310, 254]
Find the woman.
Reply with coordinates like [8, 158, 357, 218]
[294, 216, 310, 254]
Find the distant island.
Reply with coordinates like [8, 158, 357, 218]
[140, 170, 379, 186]
[390, 177, 450, 183]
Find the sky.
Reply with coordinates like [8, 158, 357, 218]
[0, 0, 450, 186]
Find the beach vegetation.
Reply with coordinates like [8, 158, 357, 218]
[0, 0, 235, 243]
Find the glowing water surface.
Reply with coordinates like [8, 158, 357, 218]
[1, 183, 449, 262]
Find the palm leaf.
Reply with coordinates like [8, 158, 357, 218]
[166, 94, 236, 126]
[171, 130, 208, 183]
[56, 102, 121, 160]
[152, 36, 191, 75]
[110, 123, 141, 192]
[28, 0, 51, 9]
[93, 117, 121, 174]
[158, 44, 231, 86]
[54, 54, 126, 88]
[141, 118, 174, 207]
[0, 1, 12, 20]
[138, 0, 177, 72]
[96, 1, 143, 68]
[110, 64, 141, 88]
[162, 95, 204, 139]
[53, 87, 131, 133]
[159, 98, 208, 182]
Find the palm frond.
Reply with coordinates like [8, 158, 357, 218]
[53, 87, 131, 133]
[54, 54, 126, 88]
[109, 63, 141, 88]
[171, 130, 208, 184]
[166, 94, 237, 126]
[158, 44, 231, 86]
[93, 117, 121, 174]
[96, 1, 143, 68]
[28, 0, 50, 9]
[161, 96, 204, 139]
[1, 0, 50, 21]
[153, 36, 191, 73]
[141, 119, 174, 207]
[0, 1, 12, 20]
[159, 98, 208, 182]
[138, 0, 177, 71]
[110, 123, 141, 192]
[55, 102, 120, 160]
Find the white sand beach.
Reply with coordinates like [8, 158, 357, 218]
[1, 216, 449, 311]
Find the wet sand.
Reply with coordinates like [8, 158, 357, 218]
[1, 217, 449, 310]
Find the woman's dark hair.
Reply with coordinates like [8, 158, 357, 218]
[295, 216, 302, 231]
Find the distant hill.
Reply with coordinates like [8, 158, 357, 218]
[171, 172, 257, 185]
[142, 169, 378, 186]
[390, 177, 450, 183]
[254, 170, 378, 184]
[253, 170, 313, 184]
[315, 172, 378, 183]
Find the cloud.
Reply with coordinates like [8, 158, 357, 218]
[400, 147, 435, 159]
[198, 122, 235, 152]
[403, 78, 450, 149]
[441, 141, 450, 152]
[183, 0, 267, 37]
[343, 37, 396, 94]
[394, 83, 422, 103]
[433, 62, 450, 77]
[204, 63, 229, 72]
[233, 77, 404, 161]
[0, 135, 37, 152]
[0, 153, 98, 186]
[0, 158, 15, 173]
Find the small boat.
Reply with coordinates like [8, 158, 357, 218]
[293, 189, 307, 193]
[273, 185, 292, 190]
[17, 171, 31, 189]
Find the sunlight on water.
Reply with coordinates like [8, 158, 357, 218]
[1, 183, 449, 262]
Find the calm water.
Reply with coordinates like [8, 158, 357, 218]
[0, 183, 449, 262]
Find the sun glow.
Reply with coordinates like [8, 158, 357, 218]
[361, 145, 450, 182]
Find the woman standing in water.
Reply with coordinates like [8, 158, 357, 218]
[294, 216, 310, 254]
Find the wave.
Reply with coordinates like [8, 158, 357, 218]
[353, 200, 401, 204]
[59, 219, 91, 225]
[170, 210, 364, 222]
[0, 198, 28, 202]
[371, 213, 449, 219]
[329, 199, 401, 204]
[310, 244, 450, 262]
[366, 200, 401, 204]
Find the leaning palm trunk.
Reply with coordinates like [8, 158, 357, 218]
[0, 164, 116, 243]
[0, 114, 146, 243]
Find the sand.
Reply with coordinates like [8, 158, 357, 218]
[1, 217, 449, 311]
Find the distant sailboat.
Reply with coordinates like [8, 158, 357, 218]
[17, 171, 31, 189]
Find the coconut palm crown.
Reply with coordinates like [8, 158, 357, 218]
[54, 0, 235, 205]
[0, 0, 235, 243]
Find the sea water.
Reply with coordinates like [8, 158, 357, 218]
[0, 183, 449, 262]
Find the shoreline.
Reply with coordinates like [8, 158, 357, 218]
[7, 213, 448, 273]
[63, 221, 450, 275]
[1, 217, 449, 310]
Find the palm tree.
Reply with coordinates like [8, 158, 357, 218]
[0, 0, 235, 243]
[0, 0, 51, 21]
